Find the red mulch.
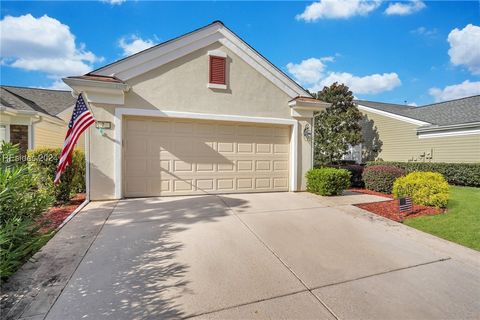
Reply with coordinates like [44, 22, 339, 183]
[349, 188, 394, 199]
[349, 188, 444, 223]
[36, 193, 86, 233]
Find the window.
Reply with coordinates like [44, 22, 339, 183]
[209, 56, 226, 85]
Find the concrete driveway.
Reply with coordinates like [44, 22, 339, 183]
[44, 192, 480, 319]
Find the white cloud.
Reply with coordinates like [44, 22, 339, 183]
[447, 24, 480, 75]
[286, 57, 332, 84]
[296, 0, 380, 21]
[411, 26, 437, 37]
[385, 0, 426, 16]
[101, 0, 126, 5]
[287, 57, 401, 95]
[407, 102, 418, 107]
[119, 35, 155, 56]
[315, 72, 401, 94]
[0, 14, 100, 86]
[429, 80, 480, 102]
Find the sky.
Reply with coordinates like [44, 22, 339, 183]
[1, 1, 479, 106]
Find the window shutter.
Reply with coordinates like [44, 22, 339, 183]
[209, 56, 226, 85]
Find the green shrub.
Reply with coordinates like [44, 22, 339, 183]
[306, 168, 351, 196]
[328, 164, 364, 188]
[0, 143, 53, 225]
[0, 142, 54, 281]
[363, 165, 405, 193]
[366, 161, 480, 187]
[27, 148, 85, 203]
[0, 217, 53, 280]
[393, 172, 449, 208]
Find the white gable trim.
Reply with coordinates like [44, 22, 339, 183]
[92, 22, 308, 98]
[357, 104, 430, 126]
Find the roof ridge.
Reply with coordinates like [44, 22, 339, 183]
[0, 85, 70, 93]
[415, 95, 480, 108]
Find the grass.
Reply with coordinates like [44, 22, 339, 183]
[404, 185, 480, 251]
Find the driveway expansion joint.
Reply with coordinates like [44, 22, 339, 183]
[311, 257, 452, 291]
[216, 195, 340, 320]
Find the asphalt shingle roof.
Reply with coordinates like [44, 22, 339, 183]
[0, 86, 75, 117]
[355, 95, 480, 126]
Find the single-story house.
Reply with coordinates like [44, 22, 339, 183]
[63, 21, 329, 200]
[354, 96, 480, 163]
[0, 86, 85, 154]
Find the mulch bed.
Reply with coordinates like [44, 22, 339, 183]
[36, 193, 86, 233]
[349, 188, 444, 223]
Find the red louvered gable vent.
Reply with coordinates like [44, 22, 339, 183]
[209, 56, 226, 85]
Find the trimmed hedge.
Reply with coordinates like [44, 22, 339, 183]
[306, 168, 351, 196]
[328, 164, 364, 188]
[362, 165, 405, 193]
[393, 172, 449, 208]
[366, 161, 480, 187]
[27, 148, 85, 203]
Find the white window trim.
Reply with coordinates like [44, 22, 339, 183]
[207, 49, 227, 58]
[207, 83, 227, 90]
[0, 124, 10, 143]
[207, 50, 228, 89]
[113, 108, 298, 199]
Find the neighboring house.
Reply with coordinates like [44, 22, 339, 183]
[62, 21, 328, 200]
[354, 96, 480, 163]
[0, 86, 85, 154]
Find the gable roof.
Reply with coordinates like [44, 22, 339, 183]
[355, 95, 480, 126]
[87, 21, 310, 98]
[0, 86, 75, 118]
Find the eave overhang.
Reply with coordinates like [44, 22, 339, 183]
[63, 77, 130, 105]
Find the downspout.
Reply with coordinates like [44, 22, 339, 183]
[311, 112, 322, 169]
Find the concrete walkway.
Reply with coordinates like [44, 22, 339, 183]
[3, 192, 480, 319]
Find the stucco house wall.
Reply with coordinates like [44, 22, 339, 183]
[85, 42, 313, 200]
[361, 110, 480, 163]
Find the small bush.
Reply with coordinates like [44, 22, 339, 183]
[363, 165, 405, 193]
[27, 148, 85, 203]
[0, 217, 53, 280]
[393, 172, 449, 208]
[329, 164, 364, 188]
[306, 168, 351, 196]
[0, 142, 54, 280]
[366, 161, 480, 187]
[0, 143, 53, 225]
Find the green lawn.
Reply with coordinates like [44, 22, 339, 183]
[404, 186, 480, 251]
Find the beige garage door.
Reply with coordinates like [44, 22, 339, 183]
[123, 116, 290, 197]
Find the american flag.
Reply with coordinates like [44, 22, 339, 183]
[399, 197, 413, 213]
[54, 93, 95, 184]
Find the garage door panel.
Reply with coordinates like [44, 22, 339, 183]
[124, 117, 290, 197]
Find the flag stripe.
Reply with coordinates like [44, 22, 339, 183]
[58, 116, 94, 164]
[57, 117, 94, 172]
[55, 93, 95, 184]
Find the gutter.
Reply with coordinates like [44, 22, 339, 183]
[417, 122, 480, 133]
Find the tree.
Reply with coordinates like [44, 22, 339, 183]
[312, 82, 363, 165]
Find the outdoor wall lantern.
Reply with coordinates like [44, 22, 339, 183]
[303, 123, 312, 141]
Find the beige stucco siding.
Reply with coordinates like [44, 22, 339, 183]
[361, 110, 480, 163]
[125, 42, 292, 119]
[86, 41, 312, 200]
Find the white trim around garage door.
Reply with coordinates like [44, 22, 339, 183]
[114, 108, 299, 199]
